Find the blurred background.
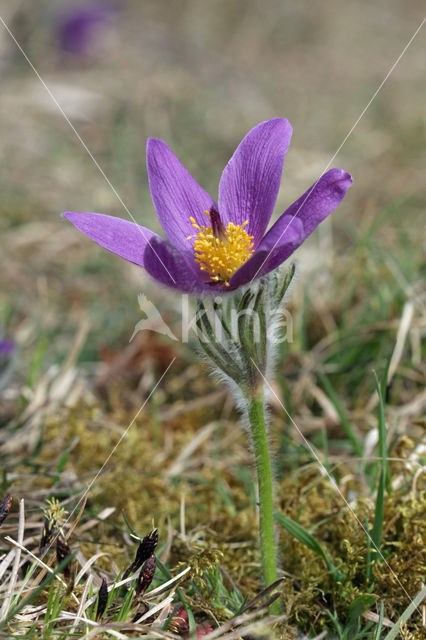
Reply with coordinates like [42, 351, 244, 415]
[0, 1, 425, 633]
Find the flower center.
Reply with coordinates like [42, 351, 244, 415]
[187, 207, 254, 285]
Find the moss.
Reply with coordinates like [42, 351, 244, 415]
[36, 386, 425, 637]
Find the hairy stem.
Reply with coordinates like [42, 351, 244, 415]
[246, 391, 280, 616]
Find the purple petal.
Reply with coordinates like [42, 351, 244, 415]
[63, 212, 158, 266]
[230, 169, 353, 287]
[229, 216, 304, 288]
[283, 169, 353, 236]
[0, 340, 14, 355]
[58, 4, 116, 56]
[143, 237, 210, 294]
[146, 139, 216, 258]
[218, 118, 292, 247]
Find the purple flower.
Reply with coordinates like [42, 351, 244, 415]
[63, 119, 352, 293]
[0, 340, 14, 356]
[57, 3, 116, 56]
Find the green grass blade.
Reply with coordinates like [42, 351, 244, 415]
[275, 511, 344, 582]
[365, 517, 373, 582]
[366, 371, 387, 581]
[156, 556, 172, 580]
[374, 370, 388, 479]
[325, 609, 344, 640]
[318, 372, 363, 456]
[373, 601, 385, 640]
[384, 584, 426, 640]
[43, 581, 57, 627]
[27, 335, 48, 390]
[178, 591, 196, 636]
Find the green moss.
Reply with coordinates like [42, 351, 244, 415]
[35, 395, 425, 637]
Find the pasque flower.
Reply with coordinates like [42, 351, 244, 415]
[64, 118, 352, 293]
[0, 340, 14, 356]
[63, 120, 354, 614]
[57, 3, 117, 56]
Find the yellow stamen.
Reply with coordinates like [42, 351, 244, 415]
[188, 215, 254, 285]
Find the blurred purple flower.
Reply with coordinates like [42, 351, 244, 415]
[57, 3, 117, 56]
[0, 339, 14, 390]
[64, 118, 352, 293]
[0, 340, 14, 356]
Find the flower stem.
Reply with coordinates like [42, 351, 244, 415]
[246, 391, 281, 616]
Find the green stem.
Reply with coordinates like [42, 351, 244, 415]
[247, 391, 281, 616]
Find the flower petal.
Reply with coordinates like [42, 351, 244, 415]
[143, 236, 210, 293]
[218, 118, 293, 247]
[229, 169, 353, 287]
[283, 169, 353, 236]
[229, 216, 304, 288]
[0, 340, 14, 355]
[146, 138, 216, 258]
[63, 211, 158, 266]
